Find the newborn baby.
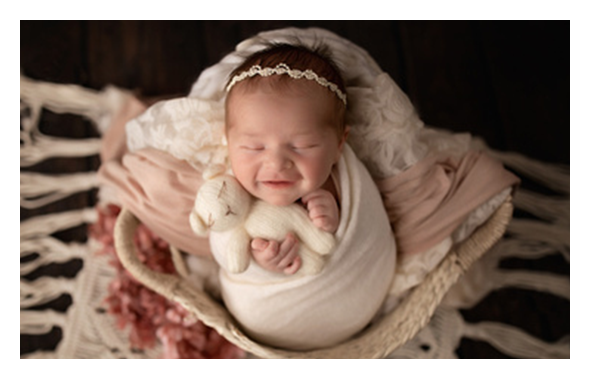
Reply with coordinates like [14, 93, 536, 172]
[204, 43, 397, 350]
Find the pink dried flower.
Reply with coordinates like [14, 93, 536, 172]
[89, 205, 245, 359]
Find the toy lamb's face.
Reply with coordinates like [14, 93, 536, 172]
[190, 175, 251, 236]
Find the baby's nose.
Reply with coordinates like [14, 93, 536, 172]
[265, 150, 293, 170]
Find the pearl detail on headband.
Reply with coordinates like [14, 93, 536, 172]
[226, 63, 347, 106]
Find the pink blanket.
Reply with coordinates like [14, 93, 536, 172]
[377, 152, 519, 255]
[98, 97, 519, 258]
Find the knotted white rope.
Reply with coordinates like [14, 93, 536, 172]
[21, 171, 99, 209]
[20, 66, 569, 358]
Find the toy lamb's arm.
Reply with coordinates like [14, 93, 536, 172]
[210, 228, 252, 274]
[286, 204, 336, 256]
[224, 228, 252, 273]
[247, 201, 336, 256]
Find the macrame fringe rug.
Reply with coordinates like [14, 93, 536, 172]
[20, 76, 570, 359]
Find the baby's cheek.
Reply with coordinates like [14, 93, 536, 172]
[230, 159, 251, 184]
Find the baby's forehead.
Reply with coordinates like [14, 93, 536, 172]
[225, 77, 345, 137]
[227, 86, 336, 124]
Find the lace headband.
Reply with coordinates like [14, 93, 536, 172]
[226, 63, 347, 106]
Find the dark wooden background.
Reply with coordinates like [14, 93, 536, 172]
[20, 20, 570, 358]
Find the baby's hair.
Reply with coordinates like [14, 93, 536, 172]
[225, 42, 348, 136]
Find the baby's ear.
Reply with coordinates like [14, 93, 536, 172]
[336, 125, 350, 162]
[340, 125, 350, 148]
[189, 209, 208, 236]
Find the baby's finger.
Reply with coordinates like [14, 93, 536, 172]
[251, 238, 269, 252]
[302, 194, 323, 209]
[276, 234, 299, 269]
[266, 240, 280, 256]
[281, 233, 297, 252]
[283, 256, 302, 275]
[253, 240, 280, 265]
[301, 193, 323, 209]
[308, 203, 329, 219]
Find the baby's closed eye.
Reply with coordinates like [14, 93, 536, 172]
[240, 145, 264, 151]
[291, 143, 319, 151]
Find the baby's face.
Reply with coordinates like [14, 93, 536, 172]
[226, 83, 345, 206]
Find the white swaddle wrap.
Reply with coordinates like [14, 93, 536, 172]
[209, 145, 397, 350]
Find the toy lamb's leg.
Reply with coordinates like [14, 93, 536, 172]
[289, 210, 336, 257]
[285, 206, 336, 276]
[224, 228, 252, 274]
[297, 246, 327, 276]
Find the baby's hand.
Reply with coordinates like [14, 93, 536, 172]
[250, 232, 301, 275]
[302, 189, 339, 233]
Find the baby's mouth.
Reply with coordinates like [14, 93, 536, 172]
[261, 180, 295, 190]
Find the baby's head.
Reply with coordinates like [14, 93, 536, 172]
[225, 43, 349, 206]
[225, 43, 347, 137]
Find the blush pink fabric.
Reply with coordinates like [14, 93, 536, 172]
[98, 95, 519, 258]
[98, 96, 212, 258]
[377, 151, 520, 255]
[100, 95, 148, 163]
[99, 148, 211, 257]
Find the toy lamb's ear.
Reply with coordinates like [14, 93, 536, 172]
[203, 164, 227, 180]
[189, 209, 209, 237]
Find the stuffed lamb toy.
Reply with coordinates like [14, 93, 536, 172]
[189, 166, 335, 275]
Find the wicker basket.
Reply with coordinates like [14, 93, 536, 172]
[114, 197, 513, 358]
